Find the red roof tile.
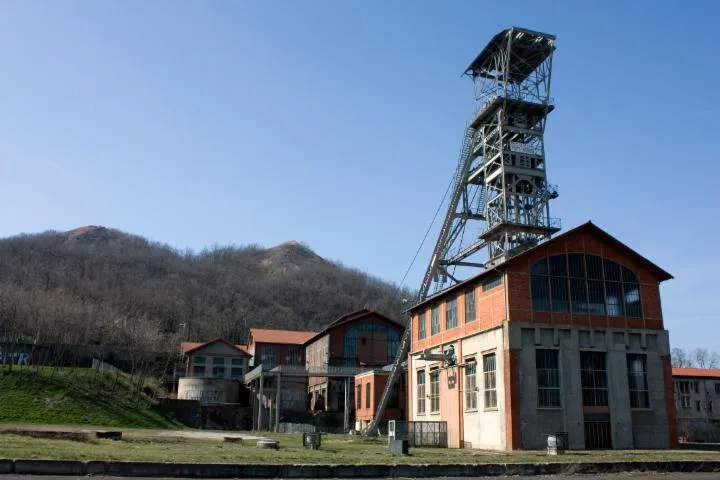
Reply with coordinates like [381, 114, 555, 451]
[672, 368, 720, 379]
[304, 309, 405, 345]
[181, 338, 250, 356]
[249, 328, 316, 346]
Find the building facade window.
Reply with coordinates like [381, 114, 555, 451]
[696, 401, 702, 411]
[627, 354, 649, 408]
[465, 289, 476, 322]
[212, 357, 226, 378]
[482, 274, 501, 292]
[418, 311, 426, 340]
[417, 370, 426, 414]
[531, 254, 643, 318]
[343, 322, 400, 365]
[231, 359, 244, 379]
[716, 383, 720, 394]
[446, 297, 458, 329]
[708, 401, 714, 412]
[430, 369, 440, 413]
[677, 381, 691, 394]
[580, 351, 608, 407]
[286, 346, 303, 365]
[192, 356, 206, 376]
[536, 349, 561, 407]
[431, 306, 440, 335]
[261, 346, 277, 366]
[681, 396, 691, 409]
[694, 381, 700, 394]
[483, 353, 497, 409]
[465, 359, 477, 410]
[356, 385, 362, 410]
[365, 383, 371, 409]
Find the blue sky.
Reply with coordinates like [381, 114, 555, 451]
[1, 1, 718, 351]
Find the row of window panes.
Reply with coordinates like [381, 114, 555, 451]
[534, 350, 649, 409]
[416, 353, 497, 414]
[675, 381, 720, 396]
[531, 254, 642, 317]
[418, 281, 500, 340]
[416, 350, 650, 412]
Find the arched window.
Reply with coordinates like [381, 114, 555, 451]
[530, 254, 643, 318]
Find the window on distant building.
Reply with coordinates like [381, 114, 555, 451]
[531, 254, 643, 317]
[697, 400, 702, 411]
[627, 354, 649, 408]
[580, 352, 608, 407]
[230, 359, 244, 379]
[365, 383, 371, 409]
[356, 385, 362, 410]
[465, 289, 476, 322]
[261, 346, 277, 366]
[677, 381, 691, 394]
[417, 370, 426, 414]
[681, 396, 691, 409]
[482, 274, 501, 292]
[286, 347, 303, 365]
[446, 297, 458, 329]
[465, 359, 477, 410]
[192, 356, 206, 377]
[716, 383, 720, 395]
[212, 357, 226, 378]
[430, 369, 440, 413]
[694, 381, 700, 394]
[536, 349, 561, 407]
[418, 311, 426, 340]
[708, 401, 714, 412]
[431, 306, 440, 335]
[483, 353, 497, 409]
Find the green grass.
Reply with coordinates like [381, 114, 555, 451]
[0, 432, 718, 464]
[0, 366, 181, 429]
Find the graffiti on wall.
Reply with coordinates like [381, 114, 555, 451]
[0, 351, 30, 365]
[180, 383, 223, 403]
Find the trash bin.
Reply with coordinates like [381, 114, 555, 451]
[547, 432, 567, 455]
[303, 432, 321, 450]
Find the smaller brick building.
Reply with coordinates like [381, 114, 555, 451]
[305, 309, 404, 412]
[247, 328, 315, 367]
[354, 367, 406, 432]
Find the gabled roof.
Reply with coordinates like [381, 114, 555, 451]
[181, 338, 250, 356]
[303, 309, 405, 346]
[672, 368, 720, 379]
[412, 221, 673, 311]
[248, 328, 316, 346]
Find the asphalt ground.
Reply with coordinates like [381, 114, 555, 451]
[1, 474, 719, 480]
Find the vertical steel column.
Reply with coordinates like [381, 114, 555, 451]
[275, 373, 281, 432]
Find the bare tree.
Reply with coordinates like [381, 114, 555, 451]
[672, 347, 690, 368]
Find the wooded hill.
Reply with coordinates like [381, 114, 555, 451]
[0, 226, 412, 358]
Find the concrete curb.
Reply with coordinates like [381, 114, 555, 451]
[0, 459, 719, 477]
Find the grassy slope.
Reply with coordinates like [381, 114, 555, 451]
[0, 366, 180, 429]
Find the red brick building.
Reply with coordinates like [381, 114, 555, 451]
[305, 309, 403, 412]
[354, 368, 406, 431]
[408, 222, 677, 450]
[247, 328, 315, 367]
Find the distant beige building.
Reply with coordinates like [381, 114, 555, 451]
[178, 338, 251, 404]
[673, 368, 720, 442]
